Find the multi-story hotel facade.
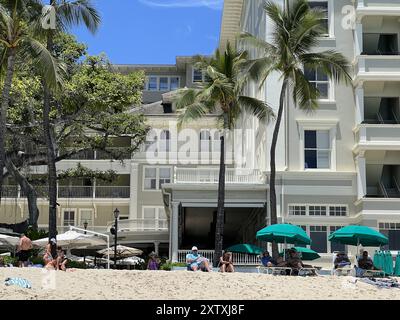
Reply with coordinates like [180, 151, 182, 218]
[1, 0, 400, 261]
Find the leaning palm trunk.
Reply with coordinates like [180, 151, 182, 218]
[213, 130, 226, 267]
[5, 159, 39, 229]
[269, 79, 288, 259]
[0, 48, 17, 202]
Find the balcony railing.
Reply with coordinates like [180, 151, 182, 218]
[108, 219, 169, 232]
[59, 148, 132, 160]
[2, 186, 130, 199]
[175, 168, 264, 184]
[177, 250, 261, 266]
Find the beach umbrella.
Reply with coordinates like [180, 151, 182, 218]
[97, 245, 143, 258]
[383, 251, 394, 276]
[117, 256, 145, 265]
[225, 244, 263, 255]
[0, 234, 19, 248]
[33, 230, 106, 249]
[279, 247, 320, 261]
[328, 225, 388, 247]
[256, 224, 311, 245]
[394, 252, 400, 276]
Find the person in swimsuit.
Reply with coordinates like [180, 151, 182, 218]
[43, 243, 57, 270]
[17, 234, 33, 267]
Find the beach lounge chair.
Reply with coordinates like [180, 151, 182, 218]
[298, 267, 319, 276]
[256, 256, 292, 275]
[331, 252, 353, 276]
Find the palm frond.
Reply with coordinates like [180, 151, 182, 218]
[238, 96, 275, 123]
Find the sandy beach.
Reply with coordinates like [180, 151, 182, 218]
[1, 268, 400, 300]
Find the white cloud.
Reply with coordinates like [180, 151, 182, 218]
[138, 0, 223, 10]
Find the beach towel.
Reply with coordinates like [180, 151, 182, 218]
[4, 277, 32, 289]
[359, 277, 400, 289]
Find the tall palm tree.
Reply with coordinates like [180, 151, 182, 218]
[175, 43, 274, 266]
[0, 0, 62, 204]
[241, 0, 351, 258]
[40, 0, 100, 254]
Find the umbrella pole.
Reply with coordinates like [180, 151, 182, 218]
[284, 238, 287, 262]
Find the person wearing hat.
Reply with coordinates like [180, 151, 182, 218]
[334, 251, 351, 269]
[147, 252, 159, 270]
[186, 246, 211, 272]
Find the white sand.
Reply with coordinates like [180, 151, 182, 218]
[1, 268, 400, 300]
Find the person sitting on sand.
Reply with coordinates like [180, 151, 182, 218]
[261, 251, 276, 267]
[43, 243, 57, 270]
[56, 247, 68, 271]
[186, 246, 212, 272]
[219, 252, 234, 273]
[334, 252, 351, 269]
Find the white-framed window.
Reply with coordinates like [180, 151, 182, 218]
[63, 209, 76, 227]
[304, 67, 331, 100]
[146, 76, 181, 91]
[329, 206, 347, 217]
[143, 166, 172, 191]
[142, 207, 168, 230]
[288, 204, 348, 217]
[309, 205, 327, 216]
[304, 130, 331, 169]
[79, 209, 94, 227]
[289, 205, 307, 216]
[379, 222, 400, 251]
[192, 68, 204, 83]
[308, 1, 329, 36]
[200, 130, 211, 152]
[330, 225, 346, 252]
[159, 129, 171, 152]
[310, 225, 328, 253]
[144, 129, 157, 151]
[147, 76, 158, 91]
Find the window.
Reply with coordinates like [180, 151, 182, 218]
[310, 226, 327, 253]
[147, 77, 158, 91]
[159, 130, 171, 152]
[308, 1, 329, 36]
[200, 130, 211, 152]
[159, 77, 169, 91]
[329, 206, 347, 217]
[145, 130, 157, 151]
[304, 130, 331, 169]
[289, 205, 306, 216]
[212, 131, 221, 153]
[79, 209, 93, 226]
[193, 68, 204, 83]
[144, 168, 157, 190]
[309, 206, 326, 216]
[63, 210, 75, 227]
[379, 223, 400, 250]
[330, 226, 346, 253]
[170, 77, 179, 90]
[142, 207, 168, 230]
[304, 67, 330, 99]
[143, 167, 172, 190]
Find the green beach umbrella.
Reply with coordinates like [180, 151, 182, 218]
[225, 244, 263, 255]
[328, 225, 388, 247]
[394, 252, 400, 276]
[279, 247, 320, 261]
[256, 224, 311, 245]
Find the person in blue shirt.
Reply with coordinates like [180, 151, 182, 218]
[261, 251, 276, 267]
[186, 246, 211, 271]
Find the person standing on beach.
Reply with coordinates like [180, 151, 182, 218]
[17, 234, 33, 267]
[147, 253, 159, 270]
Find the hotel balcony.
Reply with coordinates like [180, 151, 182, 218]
[1, 186, 130, 199]
[356, 0, 400, 18]
[174, 167, 265, 184]
[108, 219, 169, 232]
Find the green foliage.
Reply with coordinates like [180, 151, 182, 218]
[26, 227, 49, 241]
[58, 163, 117, 183]
[159, 260, 187, 271]
[66, 260, 88, 269]
[30, 256, 45, 265]
[3, 256, 18, 267]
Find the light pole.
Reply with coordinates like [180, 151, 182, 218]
[83, 221, 88, 263]
[113, 208, 120, 268]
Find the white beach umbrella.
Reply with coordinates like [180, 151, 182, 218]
[97, 245, 143, 258]
[0, 234, 19, 247]
[117, 256, 145, 265]
[33, 230, 106, 249]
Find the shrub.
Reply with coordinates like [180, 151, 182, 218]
[3, 256, 18, 266]
[66, 260, 88, 269]
[30, 256, 45, 265]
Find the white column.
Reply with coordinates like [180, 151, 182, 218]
[355, 84, 365, 125]
[154, 241, 160, 255]
[354, 20, 363, 57]
[129, 162, 139, 219]
[170, 201, 180, 262]
[356, 152, 367, 200]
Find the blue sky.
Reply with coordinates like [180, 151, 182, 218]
[72, 0, 224, 65]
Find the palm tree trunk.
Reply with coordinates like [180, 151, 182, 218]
[0, 48, 17, 203]
[269, 79, 288, 259]
[5, 159, 39, 230]
[44, 29, 58, 257]
[213, 115, 227, 267]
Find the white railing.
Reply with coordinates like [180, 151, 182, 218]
[95, 186, 130, 198]
[175, 168, 264, 184]
[178, 250, 261, 266]
[108, 219, 169, 232]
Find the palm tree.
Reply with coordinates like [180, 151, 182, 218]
[175, 43, 274, 266]
[241, 0, 351, 258]
[0, 0, 62, 204]
[40, 0, 100, 254]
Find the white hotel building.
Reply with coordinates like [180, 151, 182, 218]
[1, 0, 400, 261]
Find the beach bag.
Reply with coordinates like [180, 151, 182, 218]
[4, 277, 32, 289]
